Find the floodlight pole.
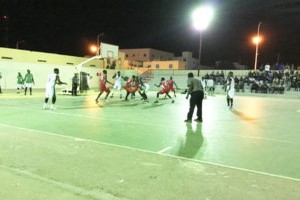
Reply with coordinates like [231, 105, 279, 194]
[198, 32, 203, 77]
[254, 22, 262, 71]
[97, 33, 104, 56]
[16, 40, 24, 49]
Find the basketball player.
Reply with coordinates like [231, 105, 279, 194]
[43, 68, 67, 110]
[110, 71, 123, 99]
[95, 70, 113, 103]
[154, 77, 174, 103]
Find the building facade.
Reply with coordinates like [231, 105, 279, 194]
[120, 48, 198, 70]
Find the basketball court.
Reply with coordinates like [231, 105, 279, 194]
[0, 90, 300, 199]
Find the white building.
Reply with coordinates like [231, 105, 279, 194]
[120, 48, 198, 70]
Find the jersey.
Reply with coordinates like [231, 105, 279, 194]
[45, 73, 58, 98]
[17, 75, 23, 84]
[100, 74, 110, 92]
[158, 81, 170, 94]
[226, 77, 235, 98]
[167, 80, 175, 92]
[24, 73, 34, 83]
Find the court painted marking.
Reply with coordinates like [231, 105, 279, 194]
[1, 104, 299, 145]
[157, 146, 174, 154]
[1, 123, 300, 183]
[0, 164, 125, 200]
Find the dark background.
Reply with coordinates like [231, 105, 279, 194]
[1, 0, 300, 67]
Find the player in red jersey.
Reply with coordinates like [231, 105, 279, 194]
[167, 76, 178, 97]
[95, 70, 113, 103]
[124, 75, 139, 101]
[154, 77, 174, 103]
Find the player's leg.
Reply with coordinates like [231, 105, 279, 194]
[50, 94, 57, 110]
[154, 92, 160, 103]
[24, 84, 27, 95]
[125, 90, 130, 101]
[43, 97, 49, 109]
[195, 92, 203, 122]
[165, 92, 174, 103]
[185, 95, 196, 122]
[142, 92, 148, 102]
[230, 98, 233, 108]
[104, 88, 110, 101]
[117, 84, 122, 98]
[110, 84, 116, 98]
[95, 91, 103, 103]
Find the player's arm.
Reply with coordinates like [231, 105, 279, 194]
[154, 82, 161, 87]
[186, 83, 193, 99]
[105, 77, 114, 85]
[56, 75, 67, 85]
[223, 79, 229, 89]
[174, 81, 179, 89]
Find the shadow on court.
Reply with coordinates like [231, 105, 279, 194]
[177, 123, 204, 158]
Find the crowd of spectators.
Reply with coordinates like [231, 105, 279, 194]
[201, 65, 300, 94]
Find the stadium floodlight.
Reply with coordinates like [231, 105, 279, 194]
[192, 5, 214, 76]
[90, 45, 98, 54]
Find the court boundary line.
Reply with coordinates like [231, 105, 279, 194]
[0, 164, 125, 200]
[1, 123, 300, 183]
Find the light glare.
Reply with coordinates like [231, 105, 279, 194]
[192, 6, 214, 31]
[90, 45, 98, 53]
[252, 36, 261, 44]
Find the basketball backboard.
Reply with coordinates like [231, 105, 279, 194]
[100, 42, 119, 59]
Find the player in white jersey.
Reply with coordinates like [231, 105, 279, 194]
[224, 71, 235, 109]
[110, 71, 123, 99]
[43, 68, 67, 110]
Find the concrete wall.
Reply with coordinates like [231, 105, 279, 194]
[0, 47, 135, 90]
[0, 47, 104, 67]
[0, 60, 136, 90]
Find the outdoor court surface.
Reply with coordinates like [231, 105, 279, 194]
[0, 90, 300, 200]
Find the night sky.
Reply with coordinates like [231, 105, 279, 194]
[1, 0, 300, 67]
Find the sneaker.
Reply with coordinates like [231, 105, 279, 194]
[43, 104, 48, 109]
[194, 118, 203, 122]
[171, 100, 175, 103]
[50, 105, 56, 110]
[110, 95, 114, 98]
[154, 100, 159, 103]
[95, 99, 99, 103]
[184, 119, 192, 123]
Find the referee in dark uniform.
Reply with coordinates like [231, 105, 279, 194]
[185, 72, 204, 122]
